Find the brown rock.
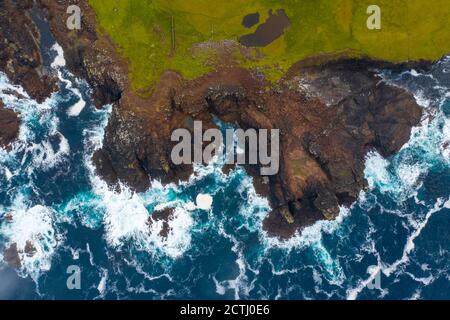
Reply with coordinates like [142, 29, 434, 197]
[0, 0, 56, 103]
[38, 0, 125, 108]
[92, 59, 422, 239]
[0, 101, 20, 149]
[147, 208, 175, 239]
[24, 241, 37, 257]
[37, 2, 424, 239]
[3, 243, 21, 268]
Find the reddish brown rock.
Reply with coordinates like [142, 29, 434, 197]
[2, 241, 36, 269]
[90, 59, 422, 239]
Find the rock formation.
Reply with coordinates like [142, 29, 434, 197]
[1, 1, 424, 240]
[0, 0, 56, 103]
[92, 59, 422, 239]
[0, 101, 20, 149]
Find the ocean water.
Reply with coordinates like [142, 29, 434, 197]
[0, 38, 449, 299]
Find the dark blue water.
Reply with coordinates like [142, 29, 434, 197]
[0, 42, 449, 300]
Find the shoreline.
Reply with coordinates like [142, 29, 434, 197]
[0, 0, 430, 239]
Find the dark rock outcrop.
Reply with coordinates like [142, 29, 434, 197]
[2, 241, 37, 269]
[147, 208, 175, 239]
[38, 0, 125, 108]
[0, 0, 58, 149]
[0, 101, 20, 149]
[92, 60, 422, 239]
[37, 1, 423, 239]
[24, 241, 37, 257]
[3, 243, 21, 268]
[0, 0, 56, 103]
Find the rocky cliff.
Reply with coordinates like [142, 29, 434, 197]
[1, 1, 424, 239]
[0, 0, 60, 150]
[92, 59, 422, 238]
[0, 0, 56, 103]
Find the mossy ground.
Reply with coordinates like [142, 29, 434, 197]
[89, 0, 450, 94]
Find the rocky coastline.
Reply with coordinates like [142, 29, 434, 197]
[0, 101, 20, 149]
[1, 1, 426, 241]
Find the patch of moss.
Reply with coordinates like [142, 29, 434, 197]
[281, 207, 295, 224]
[292, 158, 309, 178]
[89, 0, 450, 94]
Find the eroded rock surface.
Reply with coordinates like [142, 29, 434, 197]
[38, 0, 125, 108]
[92, 60, 422, 238]
[0, 0, 56, 103]
[0, 0, 59, 149]
[0, 101, 20, 149]
[38, 1, 423, 239]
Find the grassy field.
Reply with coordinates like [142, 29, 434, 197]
[89, 0, 450, 94]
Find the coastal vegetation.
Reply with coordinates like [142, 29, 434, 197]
[89, 0, 450, 94]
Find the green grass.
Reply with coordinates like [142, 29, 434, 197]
[89, 0, 450, 94]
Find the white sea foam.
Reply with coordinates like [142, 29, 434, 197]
[87, 167, 197, 259]
[50, 43, 86, 117]
[67, 87, 86, 117]
[441, 118, 450, 161]
[50, 43, 66, 69]
[213, 276, 227, 295]
[196, 193, 213, 210]
[258, 205, 350, 289]
[364, 151, 391, 190]
[97, 268, 108, 296]
[215, 223, 253, 299]
[236, 174, 270, 233]
[101, 188, 150, 247]
[147, 205, 195, 258]
[346, 197, 450, 300]
[365, 152, 425, 201]
[28, 132, 70, 171]
[0, 72, 59, 143]
[0, 72, 68, 280]
[383, 197, 449, 277]
[82, 107, 197, 259]
[263, 206, 350, 251]
[3, 167, 13, 181]
[0, 197, 59, 281]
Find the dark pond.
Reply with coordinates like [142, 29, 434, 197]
[239, 9, 290, 47]
[242, 12, 260, 28]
